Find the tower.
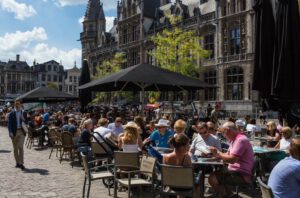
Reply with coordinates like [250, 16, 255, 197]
[80, 0, 106, 61]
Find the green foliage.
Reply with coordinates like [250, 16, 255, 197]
[47, 82, 58, 90]
[91, 52, 134, 104]
[150, 15, 209, 77]
[94, 52, 126, 79]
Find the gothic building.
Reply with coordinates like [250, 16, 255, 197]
[80, 0, 258, 115]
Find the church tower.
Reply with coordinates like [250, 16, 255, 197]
[80, 0, 106, 67]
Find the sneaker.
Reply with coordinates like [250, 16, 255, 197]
[19, 164, 25, 170]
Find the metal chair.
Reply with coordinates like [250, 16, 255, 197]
[81, 152, 114, 198]
[48, 128, 62, 159]
[113, 151, 140, 198]
[257, 177, 274, 198]
[160, 164, 196, 197]
[115, 155, 157, 198]
[60, 131, 75, 164]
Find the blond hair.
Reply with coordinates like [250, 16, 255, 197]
[267, 121, 276, 130]
[123, 126, 139, 144]
[281, 127, 292, 139]
[83, 119, 92, 129]
[174, 119, 186, 133]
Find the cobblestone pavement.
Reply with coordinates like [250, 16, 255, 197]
[0, 126, 261, 198]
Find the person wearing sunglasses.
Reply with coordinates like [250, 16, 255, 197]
[108, 117, 124, 138]
[189, 122, 221, 157]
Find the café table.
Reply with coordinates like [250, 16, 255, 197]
[192, 156, 224, 197]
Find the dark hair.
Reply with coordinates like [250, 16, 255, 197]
[250, 119, 256, 125]
[168, 133, 189, 149]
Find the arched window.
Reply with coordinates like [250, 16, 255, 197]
[204, 70, 217, 101]
[225, 67, 243, 100]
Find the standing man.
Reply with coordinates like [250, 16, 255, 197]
[8, 99, 27, 170]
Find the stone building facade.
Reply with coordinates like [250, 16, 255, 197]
[0, 55, 36, 99]
[80, 0, 259, 115]
[32, 60, 65, 92]
[64, 63, 81, 96]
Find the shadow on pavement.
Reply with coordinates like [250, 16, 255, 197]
[23, 168, 49, 175]
[0, 150, 11, 153]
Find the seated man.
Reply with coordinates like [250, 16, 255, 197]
[208, 121, 254, 198]
[268, 137, 300, 198]
[93, 118, 118, 149]
[62, 118, 78, 135]
[189, 122, 221, 157]
[144, 119, 174, 148]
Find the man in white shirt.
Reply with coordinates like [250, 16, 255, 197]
[107, 117, 124, 137]
[189, 122, 222, 156]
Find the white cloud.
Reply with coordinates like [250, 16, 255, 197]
[0, 28, 81, 69]
[54, 0, 117, 11]
[78, 16, 84, 24]
[21, 43, 81, 69]
[0, 0, 37, 20]
[106, 16, 115, 31]
[0, 27, 47, 51]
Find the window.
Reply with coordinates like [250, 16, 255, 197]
[241, 0, 246, 11]
[70, 76, 73, 82]
[231, 0, 236, 14]
[53, 75, 57, 82]
[222, 5, 227, 16]
[204, 70, 217, 100]
[59, 85, 62, 91]
[42, 74, 46, 81]
[48, 65, 51, 71]
[59, 75, 62, 82]
[229, 28, 240, 55]
[69, 85, 73, 92]
[226, 67, 243, 100]
[147, 49, 154, 65]
[47, 75, 51, 81]
[204, 34, 215, 59]
[0, 75, 4, 84]
[132, 51, 140, 65]
[132, 26, 139, 41]
[123, 29, 128, 44]
[74, 76, 77, 83]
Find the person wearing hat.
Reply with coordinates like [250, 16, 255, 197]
[118, 122, 143, 152]
[144, 119, 174, 148]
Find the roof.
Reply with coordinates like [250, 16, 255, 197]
[144, 0, 161, 18]
[85, 0, 105, 21]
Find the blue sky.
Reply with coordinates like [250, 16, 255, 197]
[0, 0, 118, 68]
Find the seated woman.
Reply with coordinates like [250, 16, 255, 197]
[275, 126, 292, 151]
[266, 121, 281, 147]
[163, 133, 200, 198]
[77, 119, 93, 148]
[173, 119, 186, 137]
[118, 122, 143, 152]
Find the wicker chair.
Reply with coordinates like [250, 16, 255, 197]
[26, 126, 41, 149]
[60, 131, 75, 163]
[257, 177, 274, 198]
[81, 152, 114, 198]
[48, 128, 62, 159]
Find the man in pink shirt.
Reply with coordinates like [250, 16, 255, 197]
[208, 121, 254, 198]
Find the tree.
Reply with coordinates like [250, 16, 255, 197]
[47, 82, 58, 90]
[150, 15, 209, 77]
[79, 59, 92, 112]
[92, 52, 132, 104]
